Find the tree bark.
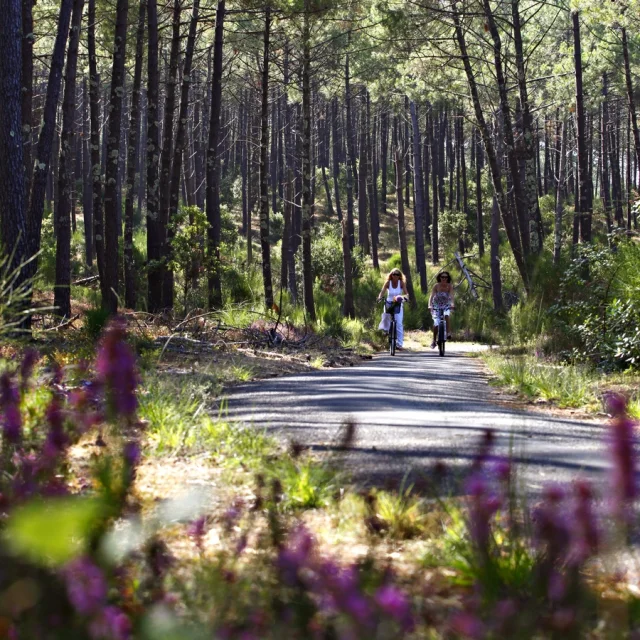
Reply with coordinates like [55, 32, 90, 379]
[554, 120, 567, 264]
[206, 0, 225, 308]
[452, 1, 528, 288]
[482, 0, 530, 259]
[166, 0, 200, 309]
[146, 0, 163, 312]
[358, 97, 370, 255]
[622, 27, 640, 207]
[258, 5, 273, 309]
[0, 0, 29, 304]
[301, 4, 315, 319]
[124, 0, 146, 310]
[572, 11, 593, 243]
[331, 97, 343, 222]
[22, 0, 34, 204]
[601, 75, 613, 235]
[475, 127, 485, 257]
[54, 0, 84, 318]
[409, 100, 427, 292]
[88, 0, 106, 301]
[26, 0, 73, 275]
[394, 149, 415, 306]
[103, 0, 129, 314]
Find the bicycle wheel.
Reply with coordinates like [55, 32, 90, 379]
[389, 319, 396, 356]
[438, 320, 445, 356]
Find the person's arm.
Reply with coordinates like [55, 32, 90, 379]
[428, 285, 436, 310]
[401, 282, 409, 301]
[377, 282, 389, 302]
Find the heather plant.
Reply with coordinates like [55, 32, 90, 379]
[3, 322, 640, 639]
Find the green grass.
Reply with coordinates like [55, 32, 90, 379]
[482, 352, 595, 408]
[482, 350, 640, 414]
[270, 457, 339, 511]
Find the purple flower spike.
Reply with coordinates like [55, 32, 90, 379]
[450, 611, 486, 639]
[96, 318, 138, 418]
[569, 480, 599, 564]
[609, 409, 637, 523]
[64, 557, 108, 615]
[188, 516, 207, 550]
[375, 584, 413, 630]
[89, 606, 132, 640]
[19, 349, 39, 392]
[0, 372, 21, 445]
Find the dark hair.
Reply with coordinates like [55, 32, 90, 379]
[437, 272, 451, 283]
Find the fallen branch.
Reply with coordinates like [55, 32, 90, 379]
[42, 314, 80, 332]
[72, 275, 100, 287]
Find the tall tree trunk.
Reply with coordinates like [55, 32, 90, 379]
[206, 0, 225, 308]
[409, 100, 427, 292]
[601, 75, 613, 235]
[572, 11, 593, 243]
[146, 0, 163, 311]
[103, 0, 129, 314]
[82, 78, 93, 266]
[124, 0, 146, 310]
[159, 0, 182, 309]
[26, 0, 73, 280]
[259, 6, 273, 309]
[88, 0, 105, 300]
[475, 127, 485, 257]
[394, 149, 415, 305]
[554, 120, 567, 264]
[512, 0, 542, 253]
[358, 98, 370, 255]
[482, 0, 530, 260]
[380, 109, 388, 218]
[423, 110, 431, 246]
[608, 100, 624, 226]
[622, 27, 640, 202]
[54, 0, 84, 319]
[0, 0, 29, 307]
[22, 0, 34, 204]
[281, 170, 291, 291]
[345, 42, 358, 202]
[167, 0, 200, 309]
[331, 97, 343, 222]
[301, 3, 315, 320]
[452, 1, 529, 288]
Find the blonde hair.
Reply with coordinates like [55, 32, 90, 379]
[387, 268, 404, 283]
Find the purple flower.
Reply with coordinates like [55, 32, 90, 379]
[64, 557, 108, 615]
[375, 584, 413, 630]
[471, 429, 495, 472]
[123, 441, 141, 467]
[1, 372, 21, 444]
[569, 479, 599, 564]
[341, 591, 372, 626]
[465, 473, 502, 551]
[19, 349, 39, 392]
[609, 410, 637, 522]
[188, 516, 207, 550]
[450, 611, 485, 639]
[96, 319, 138, 418]
[222, 498, 244, 532]
[89, 606, 132, 640]
[44, 397, 69, 457]
[277, 526, 314, 584]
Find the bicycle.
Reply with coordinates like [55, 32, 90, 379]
[433, 305, 450, 357]
[379, 298, 403, 356]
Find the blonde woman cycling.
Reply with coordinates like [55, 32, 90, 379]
[377, 268, 409, 350]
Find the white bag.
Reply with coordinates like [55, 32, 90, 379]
[378, 313, 391, 331]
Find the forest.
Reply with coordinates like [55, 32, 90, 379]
[1, 0, 640, 636]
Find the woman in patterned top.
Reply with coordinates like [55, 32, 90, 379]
[428, 271, 455, 349]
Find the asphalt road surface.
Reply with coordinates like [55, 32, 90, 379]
[222, 343, 608, 494]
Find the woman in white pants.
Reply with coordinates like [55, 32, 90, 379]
[376, 268, 409, 350]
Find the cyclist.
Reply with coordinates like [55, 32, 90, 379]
[377, 268, 410, 350]
[429, 271, 455, 349]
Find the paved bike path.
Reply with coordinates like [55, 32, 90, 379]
[222, 344, 607, 493]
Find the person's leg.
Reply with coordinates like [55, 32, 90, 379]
[431, 316, 438, 348]
[445, 314, 451, 339]
[396, 308, 404, 348]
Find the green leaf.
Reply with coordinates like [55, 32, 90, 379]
[5, 497, 104, 567]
